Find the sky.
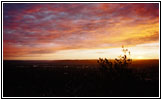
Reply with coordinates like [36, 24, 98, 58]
[3, 3, 159, 60]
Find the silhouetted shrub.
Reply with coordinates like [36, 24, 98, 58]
[97, 58, 112, 72]
[97, 46, 132, 79]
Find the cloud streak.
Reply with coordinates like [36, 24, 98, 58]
[3, 3, 159, 60]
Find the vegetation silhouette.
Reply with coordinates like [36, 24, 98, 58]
[97, 46, 133, 80]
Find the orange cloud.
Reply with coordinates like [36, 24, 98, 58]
[3, 3, 159, 60]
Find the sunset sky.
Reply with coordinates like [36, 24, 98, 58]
[3, 3, 159, 60]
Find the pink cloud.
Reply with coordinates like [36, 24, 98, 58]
[3, 3, 159, 59]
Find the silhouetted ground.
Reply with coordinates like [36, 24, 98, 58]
[3, 60, 159, 97]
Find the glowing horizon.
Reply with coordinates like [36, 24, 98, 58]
[3, 3, 159, 60]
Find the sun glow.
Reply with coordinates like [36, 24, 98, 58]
[5, 42, 159, 60]
[136, 56, 144, 59]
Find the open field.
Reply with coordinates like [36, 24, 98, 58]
[3, 60, 159, 97]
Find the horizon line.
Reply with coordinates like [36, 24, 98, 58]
[3, 58, 159, 61]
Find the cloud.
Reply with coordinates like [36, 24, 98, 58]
[29, 50, 55, 54]
[3, 3, 159, 59]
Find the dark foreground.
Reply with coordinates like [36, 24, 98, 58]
[3, 60, 159, 97]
